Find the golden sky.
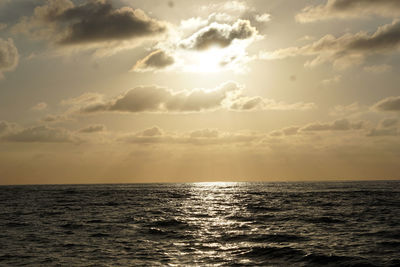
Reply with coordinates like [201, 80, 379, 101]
[1, 0, 400, 184]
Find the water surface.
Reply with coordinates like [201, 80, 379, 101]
[0, 181, 399, 266]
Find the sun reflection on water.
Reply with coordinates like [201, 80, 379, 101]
[192, 181, 241, 187]
[172, 182, 248, 262]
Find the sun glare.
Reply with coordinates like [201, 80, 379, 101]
[183, 48, 225, 73]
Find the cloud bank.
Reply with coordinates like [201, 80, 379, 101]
[63, 82, 315, 114]
[301, 119, 364, 132]
[1, 125, 76, 143]
[270, 119, 365, 136]
[120, 126, 261, 146]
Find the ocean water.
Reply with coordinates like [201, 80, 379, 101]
[0, 181, 399, 266]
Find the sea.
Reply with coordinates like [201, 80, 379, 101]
[0, 181, 399, 266]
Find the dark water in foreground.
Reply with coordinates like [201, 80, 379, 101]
[0, 181, 399, 266]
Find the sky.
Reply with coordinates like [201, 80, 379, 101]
[0, 0, 400, 185]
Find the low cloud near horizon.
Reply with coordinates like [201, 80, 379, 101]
[60, 81, 316, 115]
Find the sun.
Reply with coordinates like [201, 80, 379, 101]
[182, 47, 226, 73]
[175, 42, 249, 74]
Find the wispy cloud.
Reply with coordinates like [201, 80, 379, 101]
[131, 50, 175, 72]
[363, 64, 392, 74]
[372, 96, 400, 112]
[32, 102, 48, 111]
[78, 124, 106, 133]
[260, 20, 400, 69]
[0, 38, 19, 79]
[296, 0, 400, 23]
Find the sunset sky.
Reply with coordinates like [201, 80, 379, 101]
[1, 0, 400, 184]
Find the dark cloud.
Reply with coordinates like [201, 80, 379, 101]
[78, 124, 106, 133]
[13, 0, 167, 46]
[58, 1, 166, 45]
[373, 96, 400, 112]
[0, 38, 19, 78]
[297, 0, 400, 22]
[180, 20, 257, 50]
[131, 50, 174, 72]
[348, 21, 400, 52]
[301, 119, 364, 131]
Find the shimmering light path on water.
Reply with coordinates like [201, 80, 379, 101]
[0, 181, 399, 266]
